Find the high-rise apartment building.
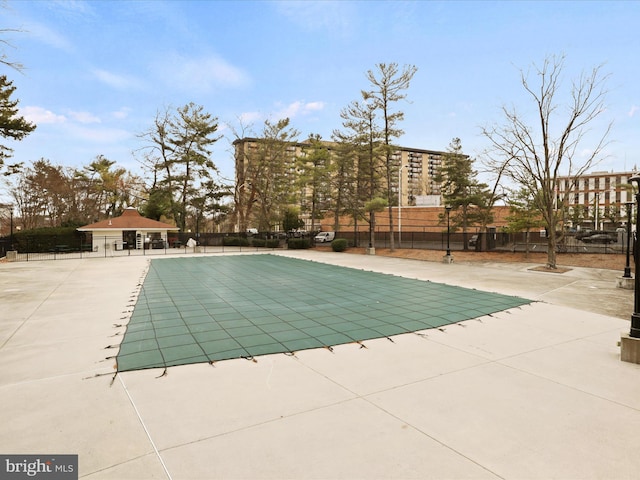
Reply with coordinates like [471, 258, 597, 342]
[234, 137, 447, 200]
[397, 147, 449, 206]
[232, 137, 451, 230]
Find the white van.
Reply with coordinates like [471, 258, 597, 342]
[314, 231, 335, 243]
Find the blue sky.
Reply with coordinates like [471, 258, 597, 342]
[3, 0, 639, 186]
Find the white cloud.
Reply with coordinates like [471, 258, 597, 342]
[92, 69, 144, 90]
[238, 111, 263, 124]
[111, 107, 132, 120]
[66, 124, 132, 143]
[22, 106, 103, 125]
[305, 101, 325, 112]
[628, 105, 639, 117]
[274, 1, 353, 35]
[21, 106, 66, 124]
[49, 0, 95, 17]
[24, 21, 73, 51]
[216, 123, 230, 135]
[579, 148, 595, 159]
[273, 101, 325, 120]
[156, 53, 251, 93]
[67, 110, 101, 124]
[275, 101, 303, 119]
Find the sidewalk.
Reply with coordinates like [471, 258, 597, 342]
[1, 251, 639, 479]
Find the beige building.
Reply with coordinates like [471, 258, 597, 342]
[77, 207, 178, 251]
[556, 171, 636, 229]
[396, 147, 448, 206]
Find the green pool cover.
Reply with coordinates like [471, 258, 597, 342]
[116, 255, 531, 372]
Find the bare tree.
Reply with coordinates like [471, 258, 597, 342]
[482, 54, 611, 269]
[1, 1, 25, 73]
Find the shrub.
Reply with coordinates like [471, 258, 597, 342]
[223, 236, 250, 246]
[266, 239, 280, 248]
[331, 238, 348, 252]
[14, 227, 81, 253]
[287, 238, 311, 249]
[251, 238, 266, 247]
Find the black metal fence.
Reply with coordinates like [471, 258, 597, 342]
[0, 232, 286, 262]
[0, 236, 11, 258]
[339, 230, 628, 255]
[0, 229, 627, 262]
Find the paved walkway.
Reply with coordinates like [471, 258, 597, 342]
[1, 251, 639, 479]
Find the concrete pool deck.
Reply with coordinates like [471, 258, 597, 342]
[1, 250, 640, 479]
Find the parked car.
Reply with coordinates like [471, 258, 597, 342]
[581, 233, 617, 244]
[469, 234, 478, 247]
[575, 229, 598, 241]
[314, 231, 336, 243]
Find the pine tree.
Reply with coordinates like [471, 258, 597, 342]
[332, 99, 384, 248]
[436, 138, 491, 250]
[0, 75, 35, 174]
[296, 134, 332, 232]
[234, 118, 300, 232]
[505, 188, 544, 254]
[139, 103, 221, 231]
[363, 63, 417, 251]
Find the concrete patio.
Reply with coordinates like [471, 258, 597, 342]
[1, 250, 639, 479]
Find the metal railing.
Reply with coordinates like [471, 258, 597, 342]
[0, 230, 626, 262]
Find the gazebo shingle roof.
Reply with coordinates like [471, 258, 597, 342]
[78, 207, 178, 231]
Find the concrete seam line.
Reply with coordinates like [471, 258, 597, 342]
[118, 374, 173, 480]
[0, 262, 81, 350]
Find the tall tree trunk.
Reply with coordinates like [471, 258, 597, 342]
[546, 203, 558, 268]
[369, 211, 375, 250]
[388, 161, 395, 251]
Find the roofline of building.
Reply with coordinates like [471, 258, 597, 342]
[557, 170, 637, 178]
[232, 137, 451, 156]
[76, 227, 179, 232]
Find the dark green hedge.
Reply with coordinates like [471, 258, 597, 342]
[13, 227, 85, 253]
[287, 238, 311, 249]
[223, 236, 250, 246]
[331, 238, 348, 252]
[250, 238, 282, 248]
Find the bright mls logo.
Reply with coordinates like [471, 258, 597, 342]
[0, 455, 77, 479]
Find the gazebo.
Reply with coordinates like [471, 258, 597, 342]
[77, 207, 179, 252]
